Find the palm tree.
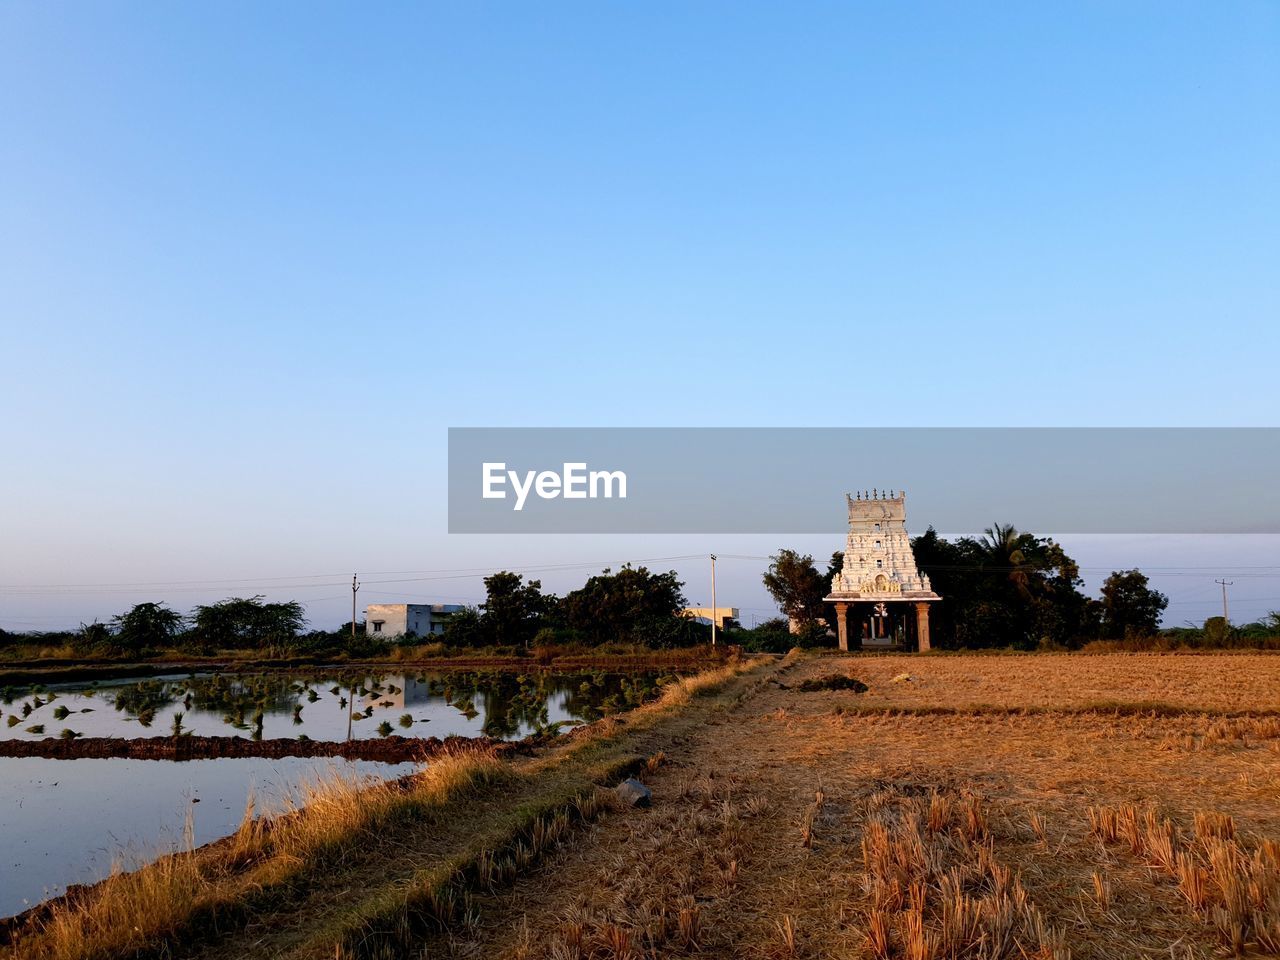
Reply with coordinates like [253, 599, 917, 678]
[979, 523, 1033, 596]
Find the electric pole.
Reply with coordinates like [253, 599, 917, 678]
[710, 554, 718, 648]
[351, 573, 360, 639]
[347, 569, 360, 743]
[1215, 579, 1233, 626]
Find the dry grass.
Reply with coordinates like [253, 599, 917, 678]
[434, 653, 1278, 960]
[1089, 802, 1280, 953]
[827, 653, 1280, 713]
[858, 785, 1069, 960]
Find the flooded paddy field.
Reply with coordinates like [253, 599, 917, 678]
[0, 755, 416, 919]
[0, 669, 674, 919]
[0, 669, 670, 743]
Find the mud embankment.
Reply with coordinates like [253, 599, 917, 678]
[0, 732, 526, 763]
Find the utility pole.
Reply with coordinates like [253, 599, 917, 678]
[710, 554, 718, 648]
[348, 573, 360, 742]
[351, 573, 360, 639]
[1215, 579, 1233, 626]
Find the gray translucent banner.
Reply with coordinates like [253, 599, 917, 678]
[448, 428, 1280, 534]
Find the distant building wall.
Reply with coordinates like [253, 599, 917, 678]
[682, 607, 740, 629]
[365, 603, 463, 639]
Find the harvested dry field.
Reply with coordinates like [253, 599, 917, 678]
[442, 653, 1280, 960]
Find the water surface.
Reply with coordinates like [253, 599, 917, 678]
[0, 670, 667, 743]
[0, 669, 673, 918]
[0, 755, 414, 919]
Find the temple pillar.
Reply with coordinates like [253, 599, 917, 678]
[835, 602, 849, 651]
[915, 602, 931, 653]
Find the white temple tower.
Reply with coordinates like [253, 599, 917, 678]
[823, 489, 941, 651]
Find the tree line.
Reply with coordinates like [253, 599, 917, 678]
[3, 530, 1276, 658]
[762, 523, 1280, 650]
[440, 566, 703, 649]
[0, 565, 713, 658]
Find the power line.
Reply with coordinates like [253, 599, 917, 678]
[0, 555, 712, 594]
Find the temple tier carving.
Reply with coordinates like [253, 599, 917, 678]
[825, 489, 940, 601]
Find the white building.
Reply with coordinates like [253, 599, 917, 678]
[364, 603, 463, 639]
[682, 607, 740, 629]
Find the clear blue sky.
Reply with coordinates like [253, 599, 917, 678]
[2, 2, 1277, 630]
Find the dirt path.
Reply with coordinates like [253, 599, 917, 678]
[160, 662, 774, 960]
[437, 655, 1280, 960]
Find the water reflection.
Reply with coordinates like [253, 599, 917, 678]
[0, 670, 675, 744]
[0, 756, 416, 919]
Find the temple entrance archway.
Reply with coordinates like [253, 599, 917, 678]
[824, 490, 941, 652]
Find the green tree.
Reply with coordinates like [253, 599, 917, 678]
[191, 596, 306, 651]
[480, 572, 551, 648]
[1099, 569, 1168, 638]
[111, 602, 185, 655]
[733, 617, 794, 654]
[74, 621, 113, 654]
[560, 565, 688, 646]
[911, 525, 1094, 649]
[977, 523, 1037, 597]
[1202, 615, 1231, 646]
[762, 550, 828, 630]
[441, 606, 485, 647]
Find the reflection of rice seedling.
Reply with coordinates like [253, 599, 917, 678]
[53, 705, 71, 721]
[137, 709, 156, 727]
[330, 686, 341, 695]
[399, 714, 413, 728]
[293, 705, 304, 725]
[60, 728, 80, 740]
[26, 724, 45, 735]
[22, 702, 33, 717]
[377, 721, 394, 737]
[6, 715, 19, 728]
[307, 690, 319, 703]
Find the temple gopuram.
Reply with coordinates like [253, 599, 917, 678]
[823, 489, 941, 651]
